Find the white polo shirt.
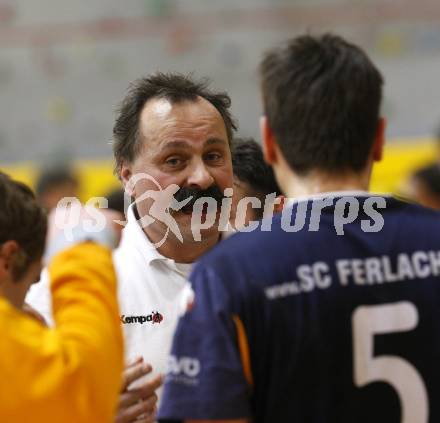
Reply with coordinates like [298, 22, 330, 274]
[114, 205, 193, 383]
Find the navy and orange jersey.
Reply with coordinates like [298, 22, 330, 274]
[158, 195, 440, 423]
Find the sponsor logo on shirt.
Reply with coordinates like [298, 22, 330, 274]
[264, 250, 440, 299]
[120, 311, 164, 325]
[166, 355, 200, 386]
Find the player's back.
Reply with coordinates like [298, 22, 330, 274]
[203, 195, 440, 423]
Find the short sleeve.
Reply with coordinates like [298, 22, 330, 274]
[158, 263, 252, 422]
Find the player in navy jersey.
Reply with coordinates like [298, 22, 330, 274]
[158, 34, 440, 423]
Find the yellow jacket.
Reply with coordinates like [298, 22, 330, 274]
[0, 243, 123, 423]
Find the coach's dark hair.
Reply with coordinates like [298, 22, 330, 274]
[113, 72, 237, 174]
[413, 164, 440, 198]
[0, 172, 47, 280]
[259, 34, 384, 175]
[232, 137, 282, 197]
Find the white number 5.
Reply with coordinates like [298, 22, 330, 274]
[352, 302, 429, 423]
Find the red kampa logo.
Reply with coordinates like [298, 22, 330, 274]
[121, 311, 164, 325]
[151, 311, 163, 324]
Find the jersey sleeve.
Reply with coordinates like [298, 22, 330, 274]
[158, 263, 252, 422]
[0, 243, 123, 423]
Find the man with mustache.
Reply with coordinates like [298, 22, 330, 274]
[110, 72, 236, 423]
[27, 73, 237, 422]
[27, 72, 237, 422]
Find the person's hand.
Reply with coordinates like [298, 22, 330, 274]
[45, 203, 120, 264]
[115, 357, 163, 423]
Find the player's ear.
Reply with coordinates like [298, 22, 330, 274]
[260, 116, 277, 165]
[372, 117, 386, 162]
[120, 161, 135, 197]
[0, 240, 20, 279]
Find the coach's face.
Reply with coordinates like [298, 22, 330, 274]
[121, 96, 233, 245]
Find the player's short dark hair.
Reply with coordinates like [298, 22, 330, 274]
[259, 34, 384, 175]
[0, 172, 47, 280]
[232, 137, 282, 197]
[36, 167, 78, 196]
[113, 72, 237, 174]
[414, 164, 440, 197]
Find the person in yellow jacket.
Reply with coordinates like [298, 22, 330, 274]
[0, 171, 124, 422]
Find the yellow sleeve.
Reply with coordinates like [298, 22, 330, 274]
[0, 243, 123, 423]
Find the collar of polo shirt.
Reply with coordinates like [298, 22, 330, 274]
[123, 204, 173, 267]
[122, 202, 230, 274]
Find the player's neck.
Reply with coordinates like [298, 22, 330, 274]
[0, 282, 25, 310]
[283, 169, 371, 199]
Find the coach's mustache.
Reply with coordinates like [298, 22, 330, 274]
[172, 185, 225, 210]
